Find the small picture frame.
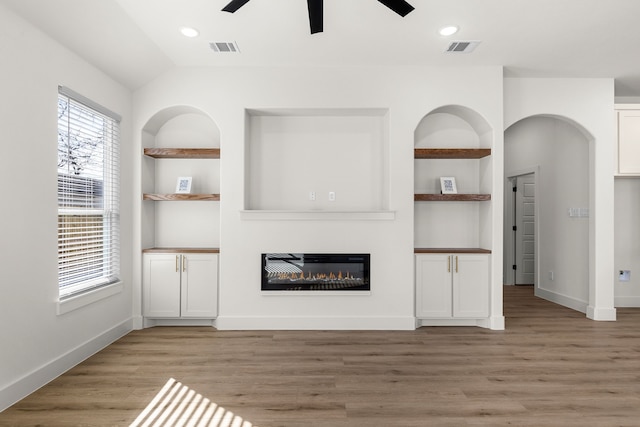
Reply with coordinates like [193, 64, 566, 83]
[440, 177, 457, 194]
[175, 177, 192, 194]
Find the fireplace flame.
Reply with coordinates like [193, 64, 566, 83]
[275, 270, 357, 281]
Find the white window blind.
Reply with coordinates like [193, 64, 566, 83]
[57, 87, 120, 298]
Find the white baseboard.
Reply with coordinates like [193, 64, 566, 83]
[536, 287, 588, 313]
[487, 315, 506, 330]
[536, 287, 618, 321]
[417, 317, 502, 330]
[215, 316, 416, 330]
[0, 318, 132, 412]
[132, 314, 144, 330]
[143, 318, 216, 328]
[587, 305, 617, 321]
[614, 295, 640, 307]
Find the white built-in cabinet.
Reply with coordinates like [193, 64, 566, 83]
[616, 105, 640, 175]
[414, 106, 493, 325]
[143, 250, 219, 318]
[415, 252, 489, 319]
[141, 107, 221, 324]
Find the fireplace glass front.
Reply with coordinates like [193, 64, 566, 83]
[261, 253, 370, 291]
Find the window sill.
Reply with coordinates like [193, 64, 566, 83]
[57, 281, 123, 315]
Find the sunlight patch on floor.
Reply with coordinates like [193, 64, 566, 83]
[130, 378, 254, 427]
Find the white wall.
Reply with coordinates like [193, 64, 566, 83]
[0, 5, 133, 410]
[504, 78, 616, 320]
[247, 112, 387, 211]
[132, 66, 505, 330]
[505, 117, 590, 308]
[614, 178, 640, 306]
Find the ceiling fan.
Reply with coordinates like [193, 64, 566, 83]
[222, 0, 415, 34]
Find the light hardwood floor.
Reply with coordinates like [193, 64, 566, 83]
[2, 286, 640, 426]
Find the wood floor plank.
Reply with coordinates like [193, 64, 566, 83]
[2, 286, 640, 426]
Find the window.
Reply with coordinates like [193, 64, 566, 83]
[57, 86, 121, 298]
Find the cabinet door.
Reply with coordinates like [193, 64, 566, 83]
[618, 110, 640, 174]
[181, 253, 218, 318]
[143, 254, 181, 317]
[415, 254, 452, 318]
[452, 254, 489, 318]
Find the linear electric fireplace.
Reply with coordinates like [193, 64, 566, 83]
[262, 253, 370, 291]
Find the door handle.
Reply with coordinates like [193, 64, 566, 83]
[182, 255, 186, 272]
[455, 256, 458, 273]
[176, 255, 179, 272]
[447, 256, 451, 273]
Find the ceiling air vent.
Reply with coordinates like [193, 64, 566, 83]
[209, 41, 240, 53]
[445, 40, 481, 54]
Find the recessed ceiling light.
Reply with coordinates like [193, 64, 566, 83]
[180, 27, 199, 38]
[439, 26, 459, 36]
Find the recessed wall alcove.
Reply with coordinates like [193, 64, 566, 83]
[414, 105, 493, 250]
[243, 108, 392, 219]
[141, 106, 221, 249]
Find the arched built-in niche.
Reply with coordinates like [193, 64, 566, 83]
[414, 105, 493, 250]
[141, 106, 221, 250]
[504, 115, 591, 311]
[413, 105, 498, 329]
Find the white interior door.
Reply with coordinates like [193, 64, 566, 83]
[515, 174, 536, 285]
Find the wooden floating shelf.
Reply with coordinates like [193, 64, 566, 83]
[143, 193, 220, 201]
[414, 194, 491, 201]
[415, 248, 492, 254]
[143, 148, 220, 159]
[414, 148, 491, 159]
[143, 247, 220, 254]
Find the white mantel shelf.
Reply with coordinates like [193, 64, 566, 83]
[239, 210, 396, 221]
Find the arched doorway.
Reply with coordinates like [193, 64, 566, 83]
[504, 115, 592, 312]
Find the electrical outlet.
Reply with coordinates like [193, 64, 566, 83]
[329, 191, 336, 201]
[619, 270, 631, 282]
[309, 191, 316, 201]
[549, 271, 554, 281]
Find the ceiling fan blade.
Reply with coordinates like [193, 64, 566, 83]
[222, 0, 251, 13]
[377, 0, 414, 17]
[307, 0, 323, 34]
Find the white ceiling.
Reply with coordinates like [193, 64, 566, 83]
[3, 0, 640, 95]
